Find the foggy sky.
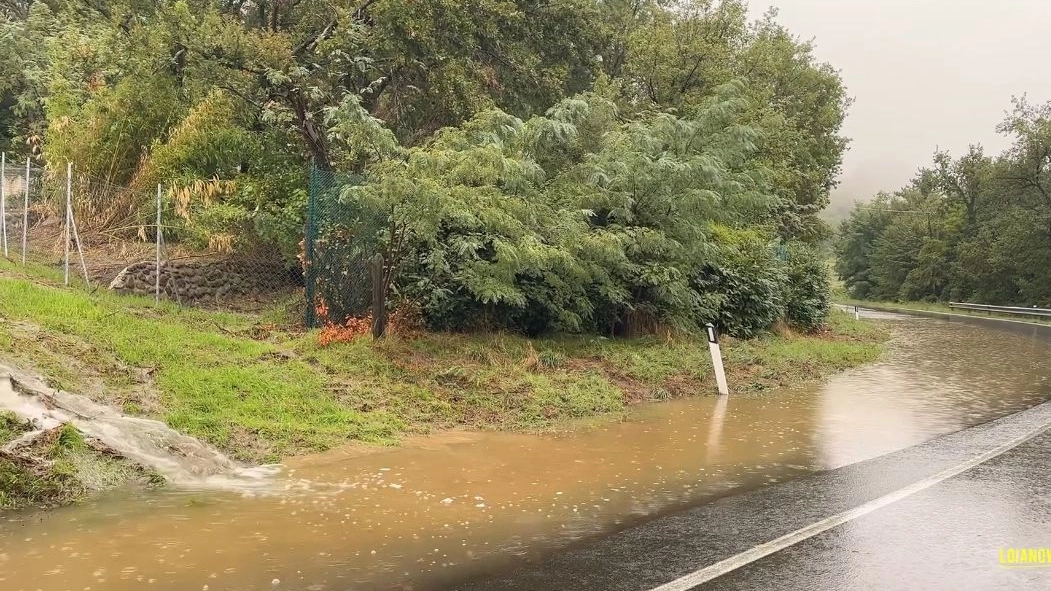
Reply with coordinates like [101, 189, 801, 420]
[748, 0, 1051, 210]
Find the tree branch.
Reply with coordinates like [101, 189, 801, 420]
[293, 18, 337, 56]
[354, 0, 381, 21]
[360, 70, 397, 113]
[193, 46, 268, 76]
[217, 82, 265, 111]
[0, 0, 30, 20]
[80, 0, 130, 33]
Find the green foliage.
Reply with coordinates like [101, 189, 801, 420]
[837, 97, 1051, 306]
[250, 184, 309, 261]
[692, 227, 785, 338]
[783, 243, 831, 331]
[55, 423, 86, 452]
[0, 0, 847, 250]
[621, 2, 849, 243]
[325, 83, 828, 337]
[688, 228, 828, 337]
[0, 0, 846, 331]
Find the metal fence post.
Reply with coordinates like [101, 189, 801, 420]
[370, 253, 387, 338]
[304, 166, 319, 327]
[69, 179, 89, 284]
[64, 162, 71, 285]
[156, 184, 162, 303]
[1, 152, 7, 258]
[21, 158, 29, 265]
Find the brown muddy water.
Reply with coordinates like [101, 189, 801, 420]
[2, 312, 1051, 591]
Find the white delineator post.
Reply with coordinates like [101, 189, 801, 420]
[64, 162, 71, 285]
[854, 305, 860, 321]
[706, 322, 729, 396]
[155, 184, 162, 303]
[21, 157, 29, 265]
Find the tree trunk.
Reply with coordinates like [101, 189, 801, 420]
[291, 92, 333, 170]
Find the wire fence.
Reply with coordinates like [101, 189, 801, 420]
[303, 166, 383, 328]
[1, 156, 299, 313]
[1, 158, 68, 271]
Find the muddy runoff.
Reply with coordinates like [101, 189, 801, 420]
[2, 312, 1050, 591]
[0, 365, 278, 489]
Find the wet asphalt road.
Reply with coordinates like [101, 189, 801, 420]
[448, 400, 1051, 591]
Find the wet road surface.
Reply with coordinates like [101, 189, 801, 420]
[3, 310, 1051, 591]
[451, 399, 1051, 591]
[704, 429, 1051, 590]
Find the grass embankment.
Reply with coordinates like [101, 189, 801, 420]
[0, 259, 888, 464]
[0, 412, 160, 510]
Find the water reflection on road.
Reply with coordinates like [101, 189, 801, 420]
[2, 313, 1050, 591]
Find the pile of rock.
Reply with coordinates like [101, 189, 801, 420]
[108, 260, 292, 302]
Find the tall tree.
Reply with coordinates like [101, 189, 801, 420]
[837, 97, 1051, 306]
[926, 145, 992, 227]
[617, 2, 850, 243]
[997, 97, 1051, 237]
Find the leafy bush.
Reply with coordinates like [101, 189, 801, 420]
[693, 227, 787, 338]
[783, 244, 830, 331]
[332, 88, 786, 337]
[690, 229, 830, 336]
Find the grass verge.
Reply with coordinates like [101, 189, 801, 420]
[0, 412, 160, 511]
[1, 259, 889, 464]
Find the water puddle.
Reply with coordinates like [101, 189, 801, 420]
[2, 315, 1050, 591]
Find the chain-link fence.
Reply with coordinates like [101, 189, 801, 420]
[303, 166, 383, 328]
[1, 156, 299, 312]
[2, 158, 395, 321]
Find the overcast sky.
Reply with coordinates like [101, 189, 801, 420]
[747, 0, 1051, 207]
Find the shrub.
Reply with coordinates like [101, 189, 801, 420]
[330, 90, 780, 338]
[783, 244, 830, 332]
[693, 228, 787, 338]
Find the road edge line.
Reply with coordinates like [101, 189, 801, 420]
[648, 417, 1051, 591]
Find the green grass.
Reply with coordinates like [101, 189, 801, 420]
[0, 413, 154, 510]
[0, 259, 889, 463]
[0, 261, 401, 461]
[0, 413, 79, 510]
[0, 411, 33, 444]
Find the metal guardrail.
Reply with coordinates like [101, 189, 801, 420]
[948, 302, 1051, 318]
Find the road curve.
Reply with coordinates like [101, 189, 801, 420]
[447, 314, 1051, 591]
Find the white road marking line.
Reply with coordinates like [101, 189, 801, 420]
[648, 418, 1051, 591]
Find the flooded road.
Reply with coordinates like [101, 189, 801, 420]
[3, 313, 1051, 591]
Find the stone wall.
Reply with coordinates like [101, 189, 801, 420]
[108, 260, 293, 302]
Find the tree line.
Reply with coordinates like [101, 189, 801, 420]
[0, 0, 850, 336]
[836, 98, 1051, 306]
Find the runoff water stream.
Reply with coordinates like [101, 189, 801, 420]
[2, 311, 1050, 591]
